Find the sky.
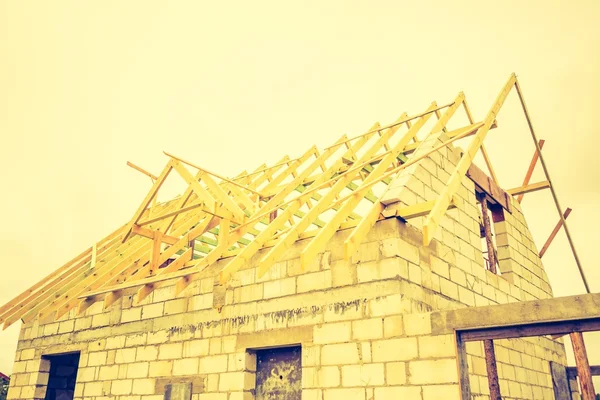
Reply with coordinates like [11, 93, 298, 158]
[0, 0, 599, 382]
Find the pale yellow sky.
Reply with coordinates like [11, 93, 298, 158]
[1, 0, 599, 376]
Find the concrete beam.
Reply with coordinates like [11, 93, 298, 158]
[431, 293, 600, 336]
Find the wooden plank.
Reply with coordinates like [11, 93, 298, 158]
[254, 118, 403, 277]
[430, 293, 600, 336]
[2, 150, 292, 322]
[150, 232, 163, 274]
[460, 318, 600, 342]
[539, 208, 572, 258]
[466, 162, 511, 212]
[517, 139, 545, 203]
[483, 340, 501, 400]
[135, 247, 193, 304]
[219, 125, 382, 283]
[329, 123, 485, 218]
[480, 196, 498, 274]
[132, 225, 179, 245]
[0, 243, 95, 318]
[127, 161, 158, 180]
[195, 171, 247, 222]
[244, 156, 290, 189]
[394, 200, 455, 220]
[122, 160, 174, 242]
[455, 332, 471, 400]
[565, 365, 600, 377]
[164, 151, 263, 196]
[343, 201, 384, 260]
[422, 73, 517, 246]
[323, 102, 454, 150]
[570, 331, 596, 400]
[515, 78, 590, 294]
[260, 146, 317, 193]
[30, 236, 152, 322]
[301, 99, 451, 269]
[86, 152, 297, 304]
[1, 229, 129, 327]
[506, 180, 551, 196]
[551, 362, 572, 400]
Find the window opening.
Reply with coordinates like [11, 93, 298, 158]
[43, 352, 80, 400]
[255, 346, 301, 400]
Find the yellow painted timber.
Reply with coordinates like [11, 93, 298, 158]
[195, 171, 247, 222]
[132, 225, 179, 245]
[218, 128, 379, 283]
[0, 225, 125, 324]
[1, 225, 133, 326]
[122, 160, 174, 242]
[422, 73, 517, 245]
[255, 113, 419, 278]
[507, 180, 551, 196]
[13, 233, 149, 325]
[165, 151, 263, 196]
[127, 160, 158, 181]
[344, 201, 385, 260]
[135, 247, 193, 304]
[260, 146, 317, 193]
[301, 99, 450, 269]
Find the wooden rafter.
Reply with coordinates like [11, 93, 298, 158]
[2, 73, 581, 329]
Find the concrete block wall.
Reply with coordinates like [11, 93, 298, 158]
[7, 134, 566, 399]
[465, 338, 566, 400]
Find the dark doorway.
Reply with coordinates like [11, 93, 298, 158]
[43, 352, 80, 400]
[255, 346, 301, 400]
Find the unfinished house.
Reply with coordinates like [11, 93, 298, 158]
[1, 73, 598, 400]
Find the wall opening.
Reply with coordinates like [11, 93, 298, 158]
[477, 193, 505, 275]
[255, 346, 302, 400]
[42, 352, 80, 400]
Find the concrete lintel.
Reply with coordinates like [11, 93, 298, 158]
[431, 293, 600, 335]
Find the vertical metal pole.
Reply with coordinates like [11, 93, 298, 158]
[514, 79, 590, 294]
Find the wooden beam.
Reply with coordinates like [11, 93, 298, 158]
[539, 208, 572, 258]
[422, 73, 517, 246]
[1, 230, 128, 327]
[323, 102, 454, 150]
[479, 195, 498, 274]
[466, 163, 511, 212]
[393, 200, 456, 220]
[135, 247, 193, 304]
[344, 202, 384, 260]
[164, 151, 263, 196]
[506, 180, 551, 196]
[517, 139, 545, 203]
[299, 104, 438, 270]
[122, 160, 174, 242]
[127, 161, 158, 181]
[456, 332, 471, 400]
[219, 125, 383, 283]
[460, 318, 600, 342]
[483, 340, 501, 400]
[132, 225, 179, 245]
[570, 332, 596, 400]
[431, 293, 600, 336]
[515, 78, 590, 294]
[171, 160, 245, 222]
[302, 95, 465, 269]
[565, 366, 600, 377]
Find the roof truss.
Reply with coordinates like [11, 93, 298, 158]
[2, 73, 585, 329]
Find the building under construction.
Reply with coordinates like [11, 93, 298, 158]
[1, 74, 598, 400]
